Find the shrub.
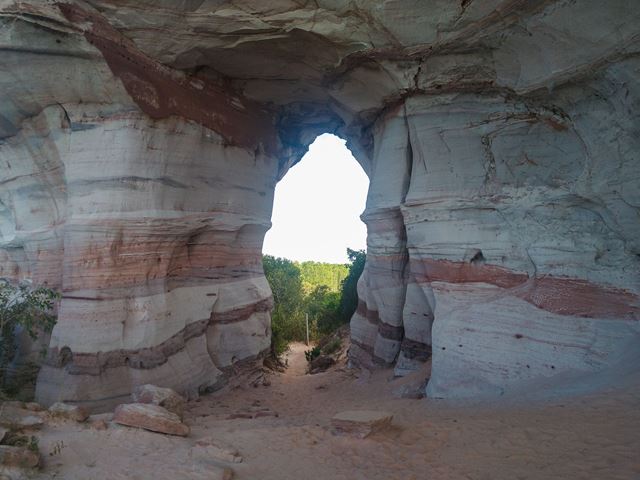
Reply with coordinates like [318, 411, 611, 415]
[304, 346, 321, 363]
[262, 248, 366, 358]
[0, 280, 59, 396]
[338, 248, 365, 323]
[263, 256, 306, 356]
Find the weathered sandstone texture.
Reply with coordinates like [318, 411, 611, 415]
[0, 1, 638, 404]
[331, 410, 394, 438]
[48, 402, 89, 422]
[132, 384, 185, 419]
[113, 403, 189, 437]
[0, 445, 40, 469]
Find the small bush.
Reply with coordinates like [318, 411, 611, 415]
[0, 280, 59, 397]
[3, 432, 39, 453]
[270, 321, 291, 358]
[304, 346, 321, 363]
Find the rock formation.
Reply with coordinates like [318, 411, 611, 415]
[0, 1, 638, 407]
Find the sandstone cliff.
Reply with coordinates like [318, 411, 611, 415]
[0, 0, 638, 407]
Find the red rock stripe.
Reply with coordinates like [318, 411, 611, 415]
[56, 3, 277, 155]
[61, 240, 263, 291]
[413, 258, 639, 320]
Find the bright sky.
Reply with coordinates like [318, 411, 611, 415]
[263, 134, 369, 264]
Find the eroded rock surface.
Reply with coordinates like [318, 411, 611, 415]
[0, 0, 638, 404]
[48, 402, 89, 422]
[113, 403, 189, 437]
[331, 410, 394, 438]
[132, 384, 185, 419]
[0, 405, 44, 430]
[0, 445, 40, 469]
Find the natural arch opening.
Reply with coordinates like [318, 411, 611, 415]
[262, 133, 369, 364]
[264, 134, 368, 263]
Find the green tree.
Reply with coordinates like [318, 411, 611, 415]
[298, 261, 348, 293]
[262, 249, 366, 356]
[338, 248, 366, 323]
[262, 255, 305, 355]
[305, 284, 341, 335]
[0, 280, 59, 393]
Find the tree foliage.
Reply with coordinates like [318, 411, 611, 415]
[338, 248, 366, 321]
[262, 249, 366, 357]
[305, 284, 341, 335]
[297, 261, 348, 293]
[0, 280, 59, 392]
[262, 255, 305, 356]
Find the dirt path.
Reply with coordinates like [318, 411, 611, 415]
[282, 342, 310, 377]
[30, 346, 640, 480]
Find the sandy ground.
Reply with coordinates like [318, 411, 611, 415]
[29, 342, 640, 480]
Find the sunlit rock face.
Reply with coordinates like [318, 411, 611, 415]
[0, 0, 638, 406]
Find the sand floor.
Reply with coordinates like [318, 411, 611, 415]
[31, 342, 640, 479]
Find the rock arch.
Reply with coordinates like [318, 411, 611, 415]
[0, 1, 638, 408]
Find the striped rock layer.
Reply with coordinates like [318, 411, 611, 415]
[0, 1, 638, 406]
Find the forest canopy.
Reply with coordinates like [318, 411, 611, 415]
[263, 249, 365, 356]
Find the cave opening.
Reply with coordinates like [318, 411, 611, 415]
[262, 133, 369, 358]
[263, 133, 369, 264]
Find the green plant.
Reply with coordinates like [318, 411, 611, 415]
[305, 285, 340, 335]
[262, 249, 366, 358]
[304, 346, 321, 363]
[27, 435, 39, 453]
[0, 280, 59, 393]
[298, 261, 348, 293]
[338, 248, 366, 323]
[263, 255, 306, 356]
[2, 432, 39, 453]
[322, 338, 342, 356]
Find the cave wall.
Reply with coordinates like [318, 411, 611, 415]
[0, 0, 638, 406]
[0, 3, 280, 409]
[351, 2, 640, 396]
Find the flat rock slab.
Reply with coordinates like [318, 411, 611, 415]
[0, 405, 44, 430]
[113, 403, 189, 437]
[23, 403, 44, 412]
[331, 410, 393, 439]
[49, 402, 89, 422]
[193, 437, 243, 464]
[0, 445, 40, 468]
[132, 384, 185, 419]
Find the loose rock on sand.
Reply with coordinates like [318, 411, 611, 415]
[132, 385, 186, 420]
[48, 402, 89, 422]
[0, 405, 44, 430]
[0, 445, 39, 468]
[331, 410, 394, 439]
[113, 403, 190, 437]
